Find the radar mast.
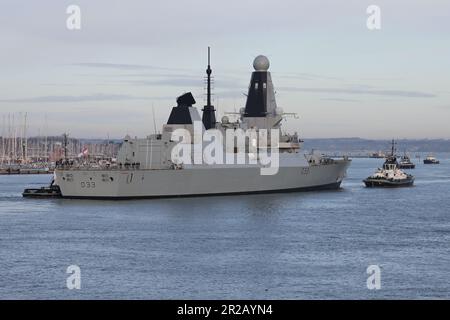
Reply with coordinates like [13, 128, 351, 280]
[202, 47, 217, 129]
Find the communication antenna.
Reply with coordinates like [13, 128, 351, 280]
[201, 47, 217, 129]
[207, 47, 212, 107]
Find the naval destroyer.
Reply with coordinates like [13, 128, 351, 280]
[29, 51, 351, 199]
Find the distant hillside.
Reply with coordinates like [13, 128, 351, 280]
[302, 138, 450, 153]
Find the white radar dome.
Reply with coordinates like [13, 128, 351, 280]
[253, 55, 270, 71]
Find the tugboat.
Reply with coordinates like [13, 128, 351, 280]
[423, 154, 440, 164]
[22, 179, 62, 198]
[363, 140, 414, 187]
[398, 152, 415, 169]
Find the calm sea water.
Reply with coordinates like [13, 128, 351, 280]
[0, 156, 449, 299]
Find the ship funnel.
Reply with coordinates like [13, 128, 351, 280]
[243, 55, 277, 117]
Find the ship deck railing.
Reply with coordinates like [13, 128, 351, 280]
[56, 164, 143, 171]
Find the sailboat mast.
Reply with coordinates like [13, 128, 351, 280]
[1, 114, 5, 165]
[63, 133, 68, 161]
[12, 113, 14, 163]
[23, 112, 27, 163]
[44, 114, 48, 164]
[7, 113, 11, 164]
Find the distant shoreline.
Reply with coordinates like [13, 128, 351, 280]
[2, 136, 450, 154]
[301, 138, 450, 153]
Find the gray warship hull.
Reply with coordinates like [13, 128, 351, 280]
[54, 158, 350, 199]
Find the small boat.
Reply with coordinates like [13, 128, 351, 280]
[364, 159, 415, 187]
[363, 170, 414, 187]
[398, 153, 415, 169]
[22, 179, 62, 198]
[423, 154, 440, 164]
[364, 140, 414, 188]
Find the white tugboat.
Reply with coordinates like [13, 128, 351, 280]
[24, 50, 351, 199]
[364, 140, 414, 188]
[398, 151, 415, 169]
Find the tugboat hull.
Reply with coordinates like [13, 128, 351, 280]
[22, 185, 62, 198]
[423, 160, 440, 164]
[398, 163, 415, 169]
[363, 178, 414, 188]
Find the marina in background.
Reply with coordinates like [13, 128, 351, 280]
[1, 113, 120, 175]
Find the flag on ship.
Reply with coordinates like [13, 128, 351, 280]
[77, 147, 88, 158]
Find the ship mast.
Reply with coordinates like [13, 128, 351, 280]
[391, 139, 396, 157]
[206, 47, 212, 107]
[201, 47, 217, 130]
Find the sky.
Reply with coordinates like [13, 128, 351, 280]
[0, 0, 449, 139]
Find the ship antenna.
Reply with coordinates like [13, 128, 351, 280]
[207, 46, 212, 107]
[201, 46, 217, 129]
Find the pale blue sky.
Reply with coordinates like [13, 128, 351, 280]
[1, 0, 449, 138]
